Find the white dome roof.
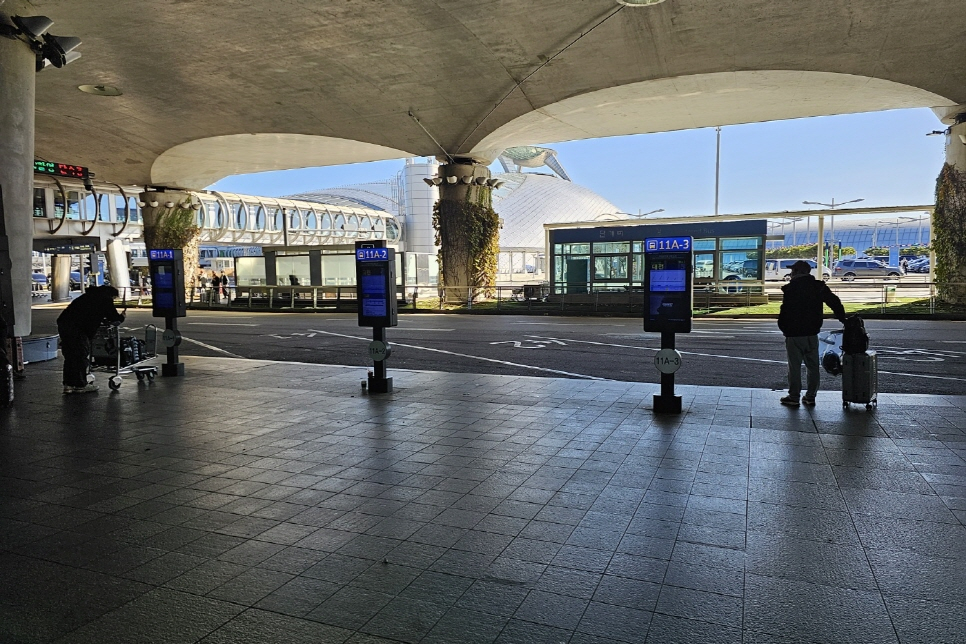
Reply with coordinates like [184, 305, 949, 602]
[493, 172, 622, 249]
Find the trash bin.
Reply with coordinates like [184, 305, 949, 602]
[884, 285, 896, 303]
[523, 284, 548, 300]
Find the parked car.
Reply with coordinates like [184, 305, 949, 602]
[765, 259, 831, 281]
[31, 273, 48, 293]
[833, 258, 902, 281]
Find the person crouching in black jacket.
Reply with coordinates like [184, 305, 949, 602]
[777, 261, 846, 407]
[57, 285, 125, 394]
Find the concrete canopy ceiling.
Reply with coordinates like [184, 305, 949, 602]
[20, 0, 966, 189]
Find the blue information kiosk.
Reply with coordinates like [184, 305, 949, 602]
[355, 241, 397, 393]
[643, 236, 693, 414]
[148, 249, 186, 377]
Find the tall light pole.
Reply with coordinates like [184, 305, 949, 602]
[629, 208, 664, 219]
[803, 198, 863, 272]
[714, 126, 721, 216]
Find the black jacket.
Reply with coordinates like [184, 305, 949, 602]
[777, 274, 846, 337]
[57, 286, 124, 338]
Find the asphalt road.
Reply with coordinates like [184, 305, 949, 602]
[29, 308, 966, 395]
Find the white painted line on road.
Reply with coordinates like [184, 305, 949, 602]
[531, 336, 966, 383]
[528, 336, 787, 365]
[878, 370, 966, 382]
[180, 336, 244, 358]
[187, 322, 257, 326]
[512, 322, 627, 326]
[307, 329, 608, 380]
[938, 340, 966, 344]
[396, 328, 455, 332]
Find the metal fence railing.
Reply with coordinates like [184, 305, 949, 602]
[114, 279, 963, 316]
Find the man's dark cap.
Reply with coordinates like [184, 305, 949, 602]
[789, 260, 812, 274]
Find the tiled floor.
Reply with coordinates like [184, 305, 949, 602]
[1, 356, 965, 643]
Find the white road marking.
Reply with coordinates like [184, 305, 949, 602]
[187, 322, 257, 326]
[938, 340, 966, 344]
[307, 329, 607, 380]
[511, 322, 626, 327]
[396, 328, 455, 332]
[528, 335, 787, 365]
[180, 336, 244, 358]
[530, 336, 966, 382]
[490, 339, 567, 349]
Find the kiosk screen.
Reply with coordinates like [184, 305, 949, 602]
[360, 270, 388, 318]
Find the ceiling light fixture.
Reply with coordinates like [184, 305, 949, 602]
[78, 84, 122, 96]
[616, 0, 667, 5]
[0, 14, 82, 72]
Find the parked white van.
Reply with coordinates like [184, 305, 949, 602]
[764, 259, 832, 281]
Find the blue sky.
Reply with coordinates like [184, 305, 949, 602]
[208, 107, 946, 217]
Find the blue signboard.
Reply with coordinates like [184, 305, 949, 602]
[356, 247, 389, 261]
[149, 249, 176, 261]
[645, 237, 691, 253]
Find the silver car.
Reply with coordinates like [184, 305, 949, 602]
[833, 258, 902, 281]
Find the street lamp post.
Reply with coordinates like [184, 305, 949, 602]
[802, 198, 864, 273]
[629, 208, 665, 218]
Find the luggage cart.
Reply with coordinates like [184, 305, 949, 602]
[90, 322, 159, 390]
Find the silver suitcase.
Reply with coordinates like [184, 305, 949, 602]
[842, 350, 877, 410]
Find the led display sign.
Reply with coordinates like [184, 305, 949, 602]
[34, 160, 90, 180]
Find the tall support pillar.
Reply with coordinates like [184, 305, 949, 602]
[435, 158, 497, 303]
[105, 239, 131, 301]
[50, 255, 71, 302]
[0, 7, 37, 337]
[139, 190, 202, 297]
[932, 107, 966, 302]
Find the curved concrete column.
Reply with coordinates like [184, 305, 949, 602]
[0, 9, 37, 336]
[435, 159, 495, 302]
[947, 121, 966, 171]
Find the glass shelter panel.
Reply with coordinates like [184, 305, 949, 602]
[276, 255, 311, 286]
[235, 257, 267, 286]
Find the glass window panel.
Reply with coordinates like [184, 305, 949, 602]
[128, 197, 140, 222]
[67, 192, 81, 220]
[633, 241, 643, 253]
[98, 194, 110, 222]
[720, 237, 760, 250]
[694, 253, 714, 279]
[83, 194, 96, 221]
[320, 254, 355, 285]
[235, 257, 266, 286]
[632, 254, 645, 282]
[114, 195, 127, 221]
[33, 188, 46, 217]
[593, 242, 630, 254]
[693, 238, 716, 251]
[275, 255, 311, 286]
[594, 255, 628, 280]
[554, 244, 563, 254]
[498, 252, 511, 275]
[718, 250, 761, 279]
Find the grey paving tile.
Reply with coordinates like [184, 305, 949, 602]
[360, 595, 448, 642]
[882, 595, 966, 644]
[199, 608, 351, 644]
[53, 587, 244, 644]
[644, 613, 742, 644]
[744, 574, 899, 644]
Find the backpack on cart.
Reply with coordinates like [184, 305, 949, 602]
[841, 315, 869, 354]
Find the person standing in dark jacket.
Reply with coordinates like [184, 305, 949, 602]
[777, 261, 846, 407]
[57, 285, 125, 394]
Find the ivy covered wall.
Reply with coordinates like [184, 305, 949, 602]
[432, 161, 499, 302]
[934, 163, 966, 304]
[138, 191, 201, 292]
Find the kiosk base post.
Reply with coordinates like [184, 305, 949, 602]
[368, 326, 392, 394]
[162, 316, 184, 377]
[653, 331, 682, 414]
